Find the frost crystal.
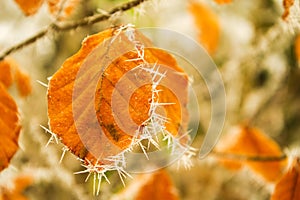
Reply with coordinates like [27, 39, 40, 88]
[40, 125, 59, 147]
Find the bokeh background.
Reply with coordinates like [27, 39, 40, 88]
[0, 0, 299, 199]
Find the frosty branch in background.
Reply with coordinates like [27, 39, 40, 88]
[212, 151, 287, 162]
[0, 0, 149, 61]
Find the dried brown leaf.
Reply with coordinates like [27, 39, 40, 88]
[47, 0, 80, 20]
[14, 0, 44, 16]
[271, 157, 300, 200]
[188, 1, 220, 54]
[15, 68, 32, 97]
[47, 29, 113, 164]
[0, 83, 21, 172]
[0, 175, 32, 200]
[0, 58, 14, 89]
[113, 170, 179, 200]
[135, 170, 179, 200]
[47, 26, 189, 166]
[0, 57, 32, 97]
[215, 125, 287, 182]
[214, 0, 232, 4]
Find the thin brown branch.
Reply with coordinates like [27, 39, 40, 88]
[0, 0, 148, 61]
[212, 151, 287, 162]
[0, 28, 49, 61]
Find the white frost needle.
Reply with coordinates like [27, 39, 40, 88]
[163, 134, 173, 148]
[40, 125, 58, 147]
[96, 8, 109, 15]
[125, 46, 145, 62]
[111, 23, 135, 44]
[117, 170, 126, 187]
[59, 147, 69, 163]
[84, 171, 92, 182]
[133, 3, 146, 19]
[125, 25, 136, 42]
[93, 172, 96, 195]
[74, 156, 134, 195]
[150, 102, 176, 106]
[36, 80, 48, 88]
[97, 173, 102, 196]
[105, 152, 127, 167]
[187, 75, 194, 86]
[140, 66, 166, 80]
[176, 146, 198, 170]
[136, 140, 149, 160]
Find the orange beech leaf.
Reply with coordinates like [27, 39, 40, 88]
[0, 175, 32, 200]
[14, 68, 32, 97]
[0, 57, 32, 97]
[135, 170, 179, 200]
[47, 26, 189, 168]
[271, 157, 300, 200]
[47, 0, 80, 20]
[112, 170, 179, 200]
[295, 35, 300, 63]
[215, 125, 287, 182]
[282, 0, 295, 20]
[0, 58, 14, 89]
[188, 1, 220, 54]
[14, 0, 44, 16]
[214, 0, 232, 4]
[0, 83, 21, 172]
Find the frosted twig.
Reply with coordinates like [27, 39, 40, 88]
[211, 151, 287, 162]
[0, 0, 149, 61]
